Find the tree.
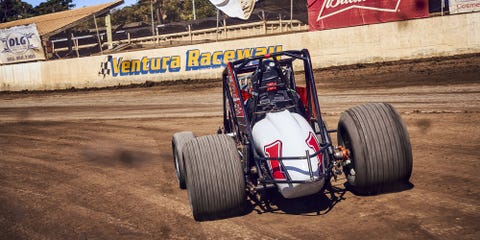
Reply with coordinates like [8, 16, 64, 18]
[112, 5, 146, 24]
[0, 0, 76, 23]
[1, 0, 217, 25]
[180, 0, 216, 20]
[111, 0, 216, 26]
[160, 0, 216, 22]
[0, 0, 34, 23]
[34, 0, 75, 15]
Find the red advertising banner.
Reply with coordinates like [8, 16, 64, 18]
[307, 0, 429, 31]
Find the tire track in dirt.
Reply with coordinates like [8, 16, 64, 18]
[1, 54, 479, 239]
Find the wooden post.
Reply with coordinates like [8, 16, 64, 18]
[262, 10, 266, 34]
[279, 14, 282, 33]
[188, 24, 192, 43]
[216, 9, 219, 41]
[290, 0, 293, 27]
[71, 33, 79, 58]
[223, 18, 227, 39]
[93, 15, 103, 54]
[105, 13, 113, 50]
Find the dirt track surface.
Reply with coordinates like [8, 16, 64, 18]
[1, 55, 479, 239]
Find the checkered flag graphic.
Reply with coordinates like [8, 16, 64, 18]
[98, 55, 112, 78]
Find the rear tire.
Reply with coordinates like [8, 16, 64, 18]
[337, 103, 412, 195]
[172, 131, 195, 189]
[183, 134, 246, 221]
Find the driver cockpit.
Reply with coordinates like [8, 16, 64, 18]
[245, 59, 306, 123]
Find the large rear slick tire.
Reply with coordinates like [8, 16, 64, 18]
[172, 131, 195, 189]
[337, 103, 412, 195]
[183, 134, 246, 221]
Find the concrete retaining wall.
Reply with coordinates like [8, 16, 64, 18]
[1, 12, 479, 91]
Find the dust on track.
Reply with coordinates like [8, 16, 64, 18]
[0, 54, 479, 239]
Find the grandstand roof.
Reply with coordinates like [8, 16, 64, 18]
[0, 0, 124, 38]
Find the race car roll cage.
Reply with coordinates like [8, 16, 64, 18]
[222, 49, 338, 188]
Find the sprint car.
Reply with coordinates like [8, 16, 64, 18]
[172, 49, 412, 221]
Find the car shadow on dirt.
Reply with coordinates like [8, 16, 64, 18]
[247, 181, 414, 216]
[345, 181, 415, 196]
[248, 184, 348, 216]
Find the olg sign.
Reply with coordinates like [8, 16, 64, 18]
[5, 32, 33, 54]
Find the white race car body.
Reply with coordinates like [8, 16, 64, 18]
[252, 110, 325, 199]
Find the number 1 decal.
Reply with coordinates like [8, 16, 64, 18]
[305, 132, 323, 171]
[265, 133, 322, 180]
[264, 140, 286, 180]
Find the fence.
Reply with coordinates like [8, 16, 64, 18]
[50, 19, 308, 58]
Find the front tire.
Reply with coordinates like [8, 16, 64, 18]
[338, 103, 412, 195]
[183, 134, 246, 221]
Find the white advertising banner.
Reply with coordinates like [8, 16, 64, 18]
[449, 0, 480, 14]
[0, 23, 45, 64]
[208, 0, 256, 19]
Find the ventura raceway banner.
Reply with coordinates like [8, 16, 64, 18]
[307, 0, 429, 31]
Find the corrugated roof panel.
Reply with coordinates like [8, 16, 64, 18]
[0, 1, 123, 37]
